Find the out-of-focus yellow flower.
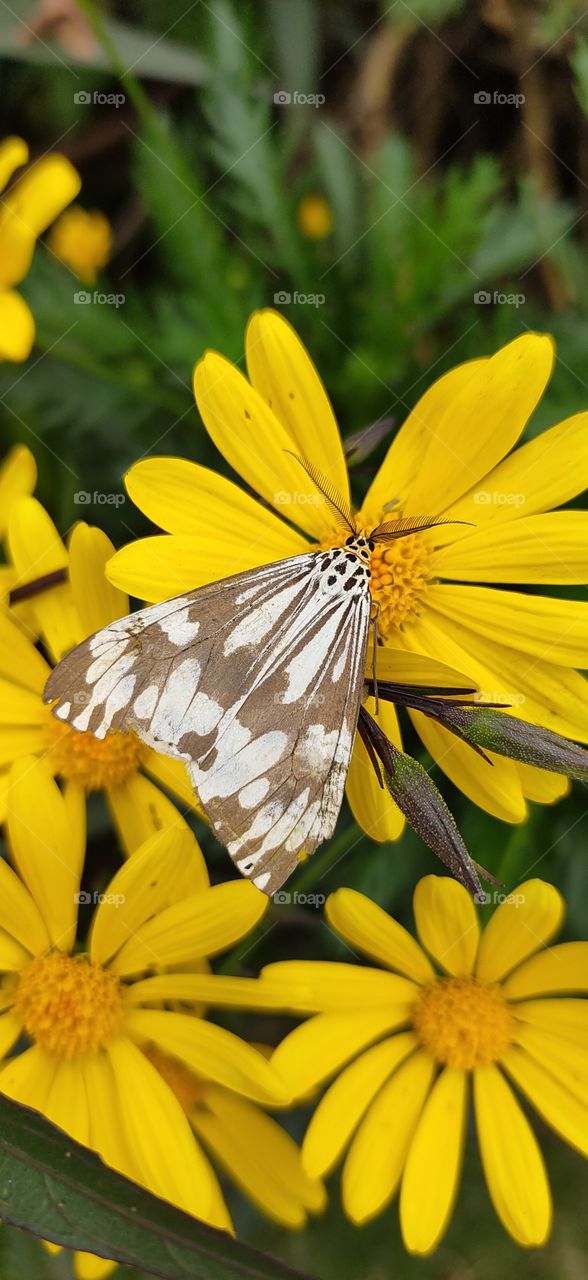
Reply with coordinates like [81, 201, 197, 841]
[297, 192, 333, 240]
[48, 205, 112, 284]
[262, 878, 588, 1254]
[0, 137, 80, 360]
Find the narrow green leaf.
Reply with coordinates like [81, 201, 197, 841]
[0, 1095, 314, 1280]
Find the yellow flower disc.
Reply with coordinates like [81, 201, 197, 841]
[413, 976, 514, 1070]
[15, 952, 124, 1058]
[45, 711, 143, 789]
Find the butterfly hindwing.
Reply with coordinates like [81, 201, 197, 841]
[44, 548, 372, 892]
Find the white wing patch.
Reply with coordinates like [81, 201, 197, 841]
[44, 545, 372, 893]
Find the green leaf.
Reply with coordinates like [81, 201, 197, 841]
[0, 1094, 314, 1280]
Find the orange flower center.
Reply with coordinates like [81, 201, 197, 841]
[15, 951, 124, 1058]
[413, 975, 514, 1069]
[45, 708, 143, 790]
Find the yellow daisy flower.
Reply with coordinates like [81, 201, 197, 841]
[48, 205, 113, 285]
[0, 136, 80, 361]
[107, 310, 588, 842]
[0, 499, 202, 850]
[0, 444, 37, 609]
[261, 878, 588, 1253]
[0, 755, 319, 1274]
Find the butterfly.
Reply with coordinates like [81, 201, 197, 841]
[44, 464, 457, 894]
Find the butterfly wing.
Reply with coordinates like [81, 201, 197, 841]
[44, 549, 371, 892]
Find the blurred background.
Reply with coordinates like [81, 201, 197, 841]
[1, 0, 587, 1276]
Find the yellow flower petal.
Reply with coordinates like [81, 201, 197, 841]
[109, 881, 267, 976]
[503, 943, 588, 999]
[0, 927, 31, 970]
[502, 1042, 588, 1156]
[428, 584, 588, 668]
[409, 709, 526, 822]
[126, 972, 301, 1010]
[476, 879, 564, 984]
[106, 770, 199, 858]
[326, 887, 434, 982]
[0, 1010, 23, 1057]
[516, 762, 569, 804]
[271, 1010, 411, 1096]
[413, 876, 479, 976]
[345, 697, 405, 841]
[303, 1034, 418, 1178]
[246, 309, 349, 502]
[0, 852, 49, 955]
[433, 512, 588, 585]
[0, 725, 49, 767]
[125, 1008, 291, 1107]
[342, 1049, 435, 1223]
[513, 998, 588, 1046]
[0, 289, 35, 361]
[0, 610, 50, 694]
[7, 756, 82, 951]
[126, 454, 309, 547]
[0, 153, 80, 286]
[0, 1043, 58, 1109]
[68, 523, 129, 634]
[106, 524, 305, 603]
[194, 351, 337, 538]
[410, 606, 588, 745]
[448, 410, 588, 528]
[512, 1022, 588, 1104]
[108, 1036, 231, 1229]
[400, 1067, 467, 1254]
[44, 1058, 89, 1143]
[0, 137, 28, 194]
[0, 444, 36, 535]
[74, 1251, 115, 1280]
[82, 1051, 140, 1181]
[8, 496, 78, 661]
[474, 1063, 551, 1246]
[141, 748, 205, 823]
[259, 959, 418, 1012]
[0, 677, 46, 724]
[193, 1083, 325, 1227]
[373, 645, 476, 688]
[90, 825, 197, 967]
[367, 334, 553, 516]
[0, 445, 36, 535]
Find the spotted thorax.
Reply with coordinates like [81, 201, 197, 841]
[44, 462, 455, 893]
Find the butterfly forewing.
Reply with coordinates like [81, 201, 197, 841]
[44, 547, 372, 892]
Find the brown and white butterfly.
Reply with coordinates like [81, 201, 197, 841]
[44, 481, 453, 894]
